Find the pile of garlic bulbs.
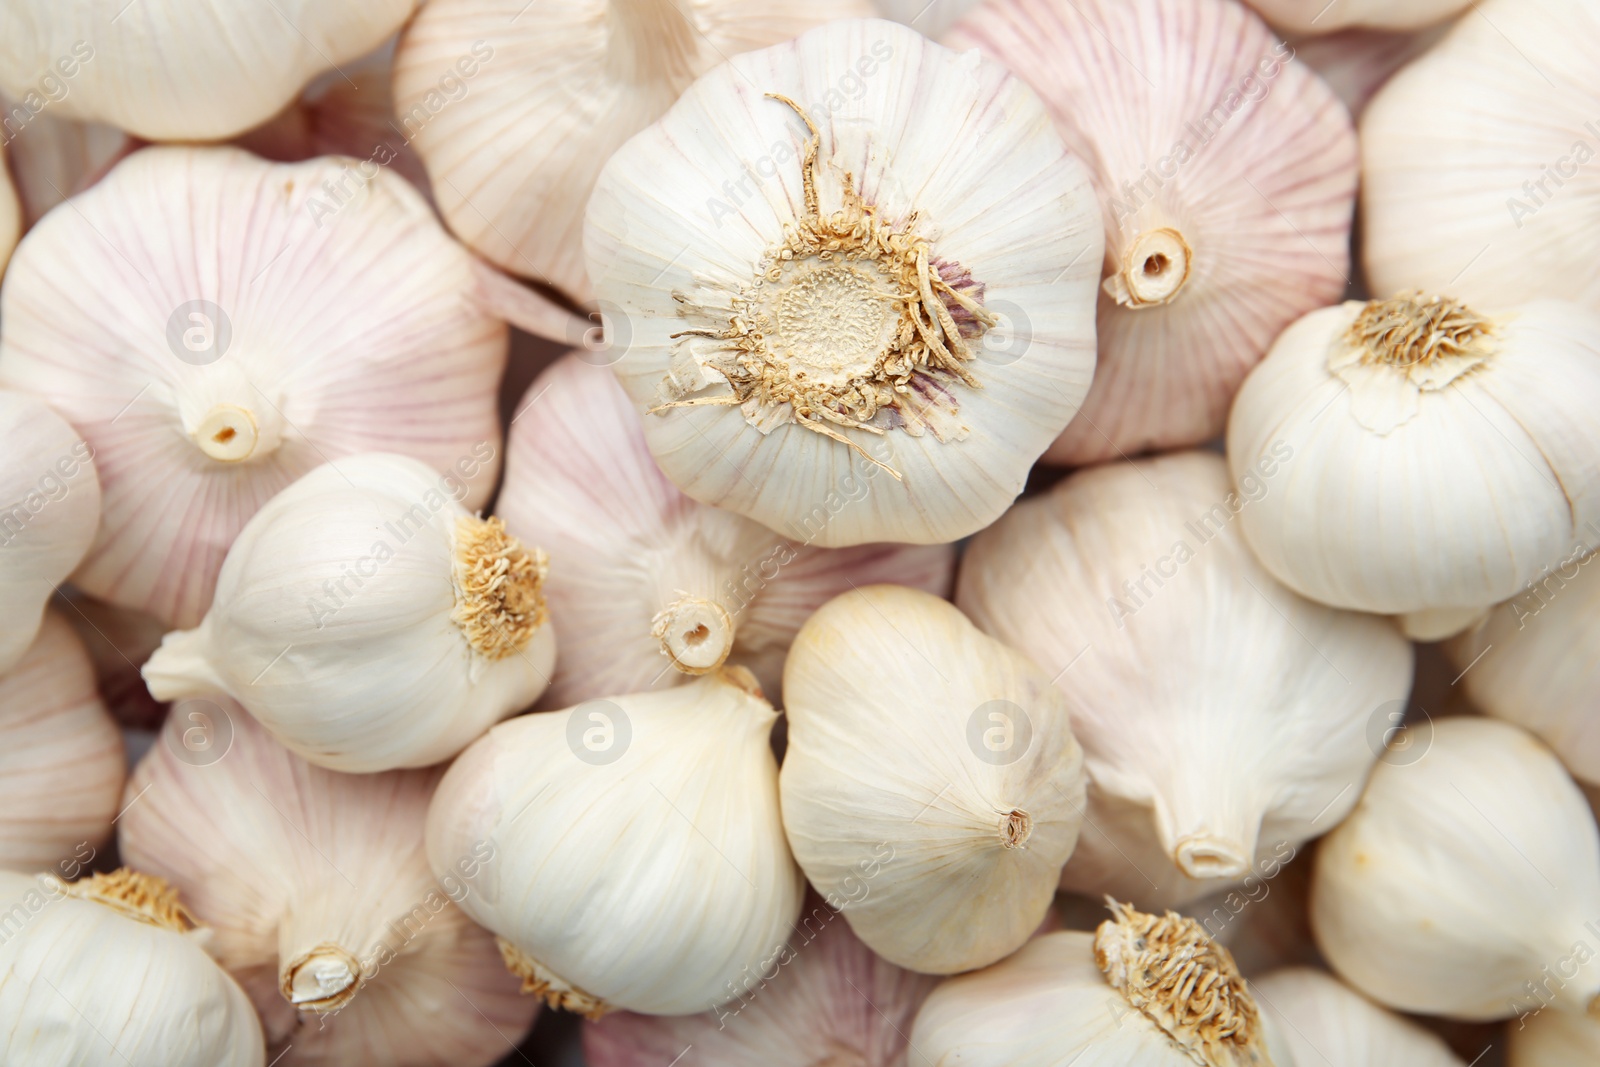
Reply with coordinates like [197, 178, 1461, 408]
[0, 2, 1595, 1065]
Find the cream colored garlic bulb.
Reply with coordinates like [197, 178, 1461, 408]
[0, 96, 130, 225]
[119, 706, 537, 1067]
[1252, 968, 1466, 1066]
[0, 145, 511, 628]
[947, 0, 1356, 464]
[1510, 1008, 1600, 1066]
[0, 0, 414, 141]
[910, 903, 1291, 1065]
[780, 585, 1086, 974]
[0, 611, 123, 871]
[427, 668, 802, 1017]
[587, 18, 1103, 546]
[0, 390, 100, 674]
[499, 354, 955, 706]
[1312, 716, 1600, 1020]
[1228, 295, 1600, 641]
[0, 868, 264, 1065]
[1362, 0, 1600, 309]
[1246, 0, 1469, 33]
[958, 451, 1413, 909]
[142, 453, 554, 773]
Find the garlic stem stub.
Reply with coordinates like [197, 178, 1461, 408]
[1245, 0, 1471, 33]
[585, 17, 1103, 546]
[1227, 294, 1600, 640]
[779, 585, 1087, 974]
[1251, 967, 1467, 1066]
[141, 453, 555, 773]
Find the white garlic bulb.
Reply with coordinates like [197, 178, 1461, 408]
[780, 585, 1086, 974]
[1245, 0, 1469, 33]
[0, 868, 264, 1066]
[910, 903, 1291, 1065]
[0, 390, 100, 674]
[1228, 295, 1600, 641]
[948, 0, 1356, 464]
[587, 17, 1103, 546]
[0, 1, 414, 141]
[1312, 716, 1600, 1020]
[427, 668, 802, 1017]
[1252, 968, 1466, 1066]
[0, 610, 124, 871]
[142, 452, 555, 773]
[0, 145, 511, 628]
[119, 705, 537, 1067]
[958, 451, 1413, 909]
[1362, 0, 1600, 309]
[498, 354, 954, 705]
[1510, 1007, 1600, 1066]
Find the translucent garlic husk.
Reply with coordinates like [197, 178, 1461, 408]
[1311, 717, 1600, 1020]
[780, 585, 1087, 974]
[583, 893, 939, 1066]
[1245, 0, 1469, 33]
[426, 668, 803, 1017]
[1284, 25, 1447, 118]
[947, 0, 1356, 465]
[118, 706, 537, 1067]
[0, 610, 124, 871]
[0, 95, 131, 225]
[0, 145, 510, 628]
[1227, 296, 1600, 640]
[498, 354, 955, 706]
[957, 451, 1413, 910]
[0, 390, 101, 674]
[586, 17, 1103, 546]
[1510, 1007, 1600, 1066]
[141, 453, 555, 773]
[0, 0, 414, 141]
[1361, 0, 1600, 308]
[0, 868, 265, 1066]
[1252, 968, 1467, 1066]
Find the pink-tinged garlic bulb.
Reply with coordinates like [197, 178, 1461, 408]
[0, 610, 124, 871]
[119, 706, 537, 1067]
[0, 97, 132, 225]
[0, 1, 415, 141]
[1246, 0, 1470, 34]
[948, 0, 1356, 464]
[1286, 25, 1448, 118]
[499, 355, 955, 705]
[583, 896, 938, 1067]
[0, 146, 509, 628]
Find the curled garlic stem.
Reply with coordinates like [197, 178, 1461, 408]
[191, 403, 265, 462]
[497, 935, 611, 1020]
[650, 594, 734, 675]
[1105, 228, 1192, 308]
[282, 942, 363, 1012]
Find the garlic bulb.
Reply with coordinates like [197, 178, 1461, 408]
[0, 610, 124, 871]
[1287, 25, 1447, 118]
[1510, 1008, 1600, 1066]
[910, 903, 1291, 1065]
[1227, 295, 1600, 641]
[0, 868, 264, 1065]
[0, 145, 510, 628]
[948, 0, 1356, 464]
[498, 354, 955, 705]
[0, 0, 414, 141]
[119, 705, 537, 1067]
[957, 451, 1413, 909]
[587, 17, 1103, 546]
[1362, 0, 1600, 309]
[1311, 716, 1600, 1020]
[427, 668, 802, 1017]
[1246, 0, 1469, 33]
[0, 97, 131, 225]
[780, 585, 1086, 974]
[0, 390, 100, 674]
[1252, 968, 1466, 1066]
[0, 138, 16, 274]
[583, 893, 939, 1066]
[142, 452, 554, 773]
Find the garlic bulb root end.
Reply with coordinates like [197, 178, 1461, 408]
[1104, 228, 1192, 308]
[451, 515, 550, 659]
[281, 942, 363, 1012]
[64, 868, 198, 934]
[191, 404, 262, 463]
[650, 595, 734, 675]
[497, 936, 611, 1020]
[1348, 292, 1493, 368]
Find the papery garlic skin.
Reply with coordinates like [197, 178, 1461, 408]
[119, 706, 536, 1067]
[0, 390, 100, 674]
[1228, 296, 1600, 640]
[1312, 717, 1600, 1020]
[0, 146, 508, 627]
[1510, 1007, 1600, 1066]
[1252, 968, 1466, 1066]
[0, 869, 265, 1066]
[142, 453, 554, 773]
[499, 355, 954, 705]
[0, 611, 123, 871]
[586, 18, 1102, 546]
[780, 585, 1086, 974]
[0, 1, 414, 141]
[1246, 0, 1469, 33]
[427, 669, 802, 1017]
[949, 0, 1356, 464]
[958, 451, 1412, 909]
